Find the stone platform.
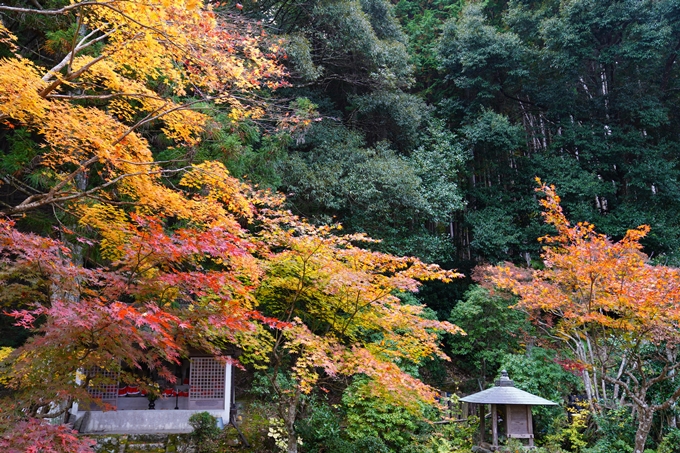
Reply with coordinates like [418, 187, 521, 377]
[76, 409, 227, 434]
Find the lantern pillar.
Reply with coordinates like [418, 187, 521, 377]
[491, 404, 498, 449]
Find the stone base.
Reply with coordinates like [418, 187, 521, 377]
[76, 409, 227, 434]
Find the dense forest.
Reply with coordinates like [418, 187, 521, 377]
[1, 0, 680, 452]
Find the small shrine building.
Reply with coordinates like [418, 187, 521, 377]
[461, 370, 557, 450]
[73, 354, 233, 434]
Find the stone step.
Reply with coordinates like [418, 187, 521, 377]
[124, 442, 165, 449]
[91, 434, 181, 453]
[122, 444, 165, 453]
[123, 434, 168, 453]
[127, 434, 168, 443]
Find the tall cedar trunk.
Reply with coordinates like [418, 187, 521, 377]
[634, 407, 654, 453]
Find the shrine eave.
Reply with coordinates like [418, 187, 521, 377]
[460, 386, 558, 406]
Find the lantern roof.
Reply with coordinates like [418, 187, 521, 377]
[459, 370, 558, 406]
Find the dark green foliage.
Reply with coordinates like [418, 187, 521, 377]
[583, 407, 636, 453]
[448, 286, 529, 384]
[295, 398, 343, 452]
[433, 0, 680, 264]
[466, 207, 521, 261]
[1, 129, 39, 176]
[394, 0, 466, 94]
[280, 118, 465, 261]
[501, 347, 581, 407]
[240, 0, 466, 267]
[349, 90, 429, 150]
[245, 0, 412, 94]
[439, 4, 527, 100]
[294, 395, 397, 453]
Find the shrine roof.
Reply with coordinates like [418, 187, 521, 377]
[459, 370, 558, 406]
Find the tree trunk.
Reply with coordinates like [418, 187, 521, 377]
[284, 389, 301, 453]
[287, 433, 298, 453]
[668, 348, 678, 429]
[634, 407, 654, 453]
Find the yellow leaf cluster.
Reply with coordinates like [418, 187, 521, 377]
[180, 161, 253, 220]
[0, 58, 48, 123]
[78, 205, 131, 260]
[74, 57, 208, 145]
[0, 347, 13, 386]
[77, 0, 284, 99]
[0, 21, 17, 52]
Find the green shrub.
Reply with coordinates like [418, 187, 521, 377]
[402, 417, 479, 453]
[188, 411, 221, 453]
[342, 378, 422, 451]
[582, 407, 635, 453]
[658, 428, 680, 453]
[295, 397, 343, 451]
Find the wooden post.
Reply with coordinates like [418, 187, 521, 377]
[479, 404, 485, 444]
[528, 407, 534, 447]
[492, 404, 498, 449]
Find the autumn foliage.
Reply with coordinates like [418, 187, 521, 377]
[0, 194, 461, 451]
[486, 180, 680, 453]
[0, 0, 285, 218]
[0, 418, 95, 453]
[0, 1, 462, 450]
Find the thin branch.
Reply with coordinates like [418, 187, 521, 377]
[0, 2, 114, 15]
[39, 53, 107, 97]
[46, 92, 163, 101]
[67, 12, 83, 74]
[0, 166, 193, 216]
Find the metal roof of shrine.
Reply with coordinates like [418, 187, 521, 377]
[459, 370, 558, 406]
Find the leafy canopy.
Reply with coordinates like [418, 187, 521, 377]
[488, 180, 680, 453]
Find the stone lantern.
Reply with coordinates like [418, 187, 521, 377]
[460, 370, 557, 450]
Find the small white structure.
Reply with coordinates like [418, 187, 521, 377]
[74, 355, 232, 434]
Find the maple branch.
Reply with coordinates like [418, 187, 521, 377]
[0, 166, 193, 216]
[26, 100, 179, 203]
[1, 0, 201, 54]
[42, 27, 116, 82]
[114, 157, 192, 166]
[1, 93, 207, 216]
[654, 383, 680, 412]
[112, 97, 212, 144]
[46, 92, 165, 101]
[83, 195, 145, 206]
[0, 173, 43, 197]
[45, 155, 100, 201]
[0, 2, 114, 15]
[126, 236, 156, 288]
[603, 374, 645, 407]
[67, 12, 84, 73]
[39, 53, 107, 97]
[15, 0, 234, 70]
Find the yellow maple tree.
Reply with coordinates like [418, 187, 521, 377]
[0, 0, 284, 225]
[254, 210, 464, 453]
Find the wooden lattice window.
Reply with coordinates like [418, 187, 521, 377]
[189, 357, 225, 400]
[85, 367, 119, 400]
